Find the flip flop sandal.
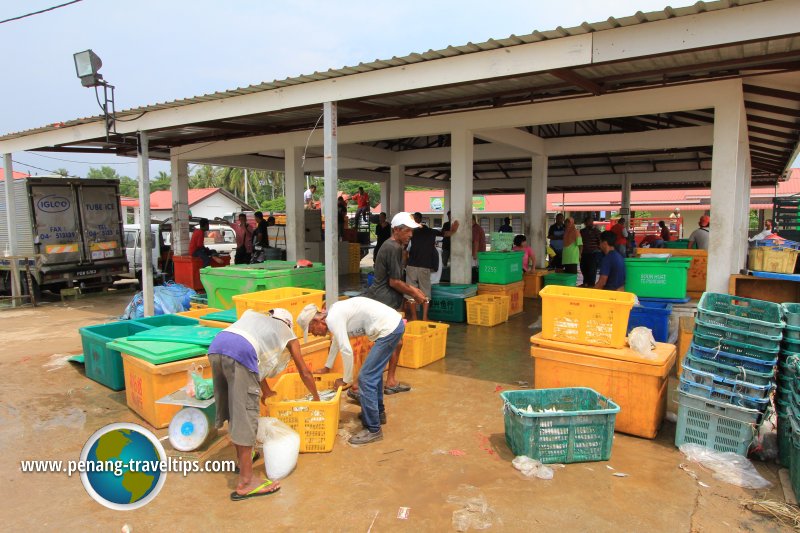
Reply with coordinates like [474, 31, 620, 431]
[230, 479, 280, 501]
[346, 389, 361, 402]
[384, 383, 412, 395]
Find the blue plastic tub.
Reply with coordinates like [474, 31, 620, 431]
[627, 302, 672, 342]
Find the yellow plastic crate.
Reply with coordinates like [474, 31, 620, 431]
[465, 294, 510, 327]
[189, 302, 209, 310]
[177, 307, 222, 320]
[233, 287, 325, 338]
[398, 321, 449, 368]
[748, 246, 799, 274]
[266, 373, 342, 453]
[540, 285, 635, 348]
[478, 281, 524, 316]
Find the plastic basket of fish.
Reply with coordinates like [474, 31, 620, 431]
[500, 387, 619, 464]
[680, 359, 774, 400]
[697, 293, 784, 338]
[675, 390, 761, 455]
[688, 343, 777, 374]
[678, 377, 770, 411]
[682, 354, 775, 388]
[692, 329, 781, 364]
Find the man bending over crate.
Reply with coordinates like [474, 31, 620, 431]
[208, 308, 319, 501]
[298, 297, 405, 446]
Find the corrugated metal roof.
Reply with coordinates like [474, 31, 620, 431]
[0, 0, 767, 141]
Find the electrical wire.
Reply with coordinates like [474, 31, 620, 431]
[301, 113, 324, 168]
[11, 159, 80, 178]
[0, 0, 83, 25]
[28, 152, 136, 165]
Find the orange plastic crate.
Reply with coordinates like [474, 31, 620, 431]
[478, 281, 524, 316]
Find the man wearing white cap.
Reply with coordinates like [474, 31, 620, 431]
[365, 212, 427, 394]
[297, 297, 405, 446]
[207, 308, 319, 501]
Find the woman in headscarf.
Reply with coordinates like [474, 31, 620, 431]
[561, 217, 582, 275]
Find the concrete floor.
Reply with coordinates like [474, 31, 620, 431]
[0, 287, 790, 532]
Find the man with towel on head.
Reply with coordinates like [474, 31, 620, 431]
[207, 308, 319, 501]
[297, 297, 405, 446]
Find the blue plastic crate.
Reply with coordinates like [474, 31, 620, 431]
[689, 342, 778, 371]
[693, 327, 781, 361]
[675, 391, 761, 456]
[678, 378, 770, 411]
[627, 302, 672, 342]
[680, 359, 774, 400]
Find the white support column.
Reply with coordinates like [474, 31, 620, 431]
[323, 102, 338, 305]
[379, 181, 389, 215]
[450, 129, 474, 284]
[284, 146, 306, 262]
[709, 83, 749, 294]
[621, 174, 632, 221]
[3, 154, 21, 306]
[530, 155, 548, 269]
[389, 164, 405, 215]
[444, 186, 451, 214]
[169, 156, 190, 256]
[138, 132, 154, 317]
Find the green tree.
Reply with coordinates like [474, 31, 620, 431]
[54, 167, 69, 177]
[87, 166, 122, 180]
[189, 165, 219, 188]
[87, 166, 139, 197]
[151, 171, 171, 192]
[118, 177, 139, 198]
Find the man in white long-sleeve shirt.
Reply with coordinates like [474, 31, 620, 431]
[297, 297, 405, 446]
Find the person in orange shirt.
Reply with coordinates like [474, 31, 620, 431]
[189, 218, 224, 267]
[352, 187, 370, 224]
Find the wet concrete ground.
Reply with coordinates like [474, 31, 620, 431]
[0, 285, 790, 532]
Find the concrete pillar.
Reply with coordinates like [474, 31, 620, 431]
[284, 146, 306, 262]
[389, 164, 405, 215]
[621, 173, 632, 223]
[530, 155, 548, 268]
[323, 102, 339, 305]
[138, 132, 154, 317]
[169, 156, 190, 256]
[3, 154, 21, 306]
[450, 129, 474, 284]
[379, 181, 389, 216]
[444, 186, 451, 214]
[709, 83, 749, 294]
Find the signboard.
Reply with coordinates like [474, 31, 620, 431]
[430, 197, 444, 211]
[428, 195, 485, 211]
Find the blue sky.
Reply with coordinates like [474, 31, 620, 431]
[2, 0, 796, 177]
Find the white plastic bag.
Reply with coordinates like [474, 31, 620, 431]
[628, 326, 656, 357]
[511, 456, 553, 480]
[679, 443, 772, 489]
[257, 417, 300, 480]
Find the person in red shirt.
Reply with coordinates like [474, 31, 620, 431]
[352, 187, 370, 224]
[190, 218, 223, 267]
[609, 218, 628, 257]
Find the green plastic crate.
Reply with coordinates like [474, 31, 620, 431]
[131, 326, 223, 346]
[500, 387, 619, 464]
[200, 261, 325, 309]
[692, 330, 780, 361]
[695, 317, 782, 348]
[698, 293, 784, 337]
[674, 391, 760, 456]
[624, 256, 692, 298]
[683, 354, 774, 387]
[543, 272, 578, 287]
[431, 283, 478, 298]
[778, 413, 792, 468]
[786, 324, 800, 341]
[428, 296, 467, 322]
[783, 303, 800, 327]
[477, 251, 524, 285]
[490, 232, 515, 252]
[106, 338, 208, 365]
[79, 321, 152, 391]
[132, 314, 199, 328]
[664, 239, 690, 249]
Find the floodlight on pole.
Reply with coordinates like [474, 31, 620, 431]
[73, 49, 104, 87]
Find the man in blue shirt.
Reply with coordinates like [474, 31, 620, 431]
[596, 230, 626, 291]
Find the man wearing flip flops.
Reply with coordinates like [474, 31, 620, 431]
[298, 297, 406, 445]
[207, 308, 319, 500]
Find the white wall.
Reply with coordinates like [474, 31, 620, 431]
[190, 195, 248, 220]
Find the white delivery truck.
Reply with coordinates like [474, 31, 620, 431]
[0, 176, 128, 297]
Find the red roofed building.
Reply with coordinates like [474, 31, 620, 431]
[122, 188, 252, 222]
[375, 169, 800, 238]
[0, 169, 30, 181]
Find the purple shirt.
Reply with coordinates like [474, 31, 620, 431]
[208, 331, 258, 374]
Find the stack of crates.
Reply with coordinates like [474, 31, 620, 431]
[778, 303, 800, 474]
[429, 283, 478, 322]
[349, 243, 362, 274]
[772, 195, 800, 242]
[748, 239, 800, 274]
[676, 293, 781, 455]
[476, 251, 524, 317]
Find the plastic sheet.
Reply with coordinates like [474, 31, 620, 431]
[679, 443, 772, 489]
[628, 326, 657, 358]
[512, 456, 554, 479]
[121, 282, 197, 319]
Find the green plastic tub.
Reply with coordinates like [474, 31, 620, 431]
[477, 251, 524, 285]
[132, 314, 199, 328]
[431, 283, 478, 298]
[106, 338, 208, 365]
[428, 296, 467, 322]
[624, 256, 692, 298]
[543, 272, 578, 287]
[663, 240, 690, 249]
[698, 293, 784, 337]
[200, 261, 325, 310]
[131, 326, 223, 346]
[500, 387, 619, 464]
[784, 303, 800, 327]
[79, 321, 152, 390]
